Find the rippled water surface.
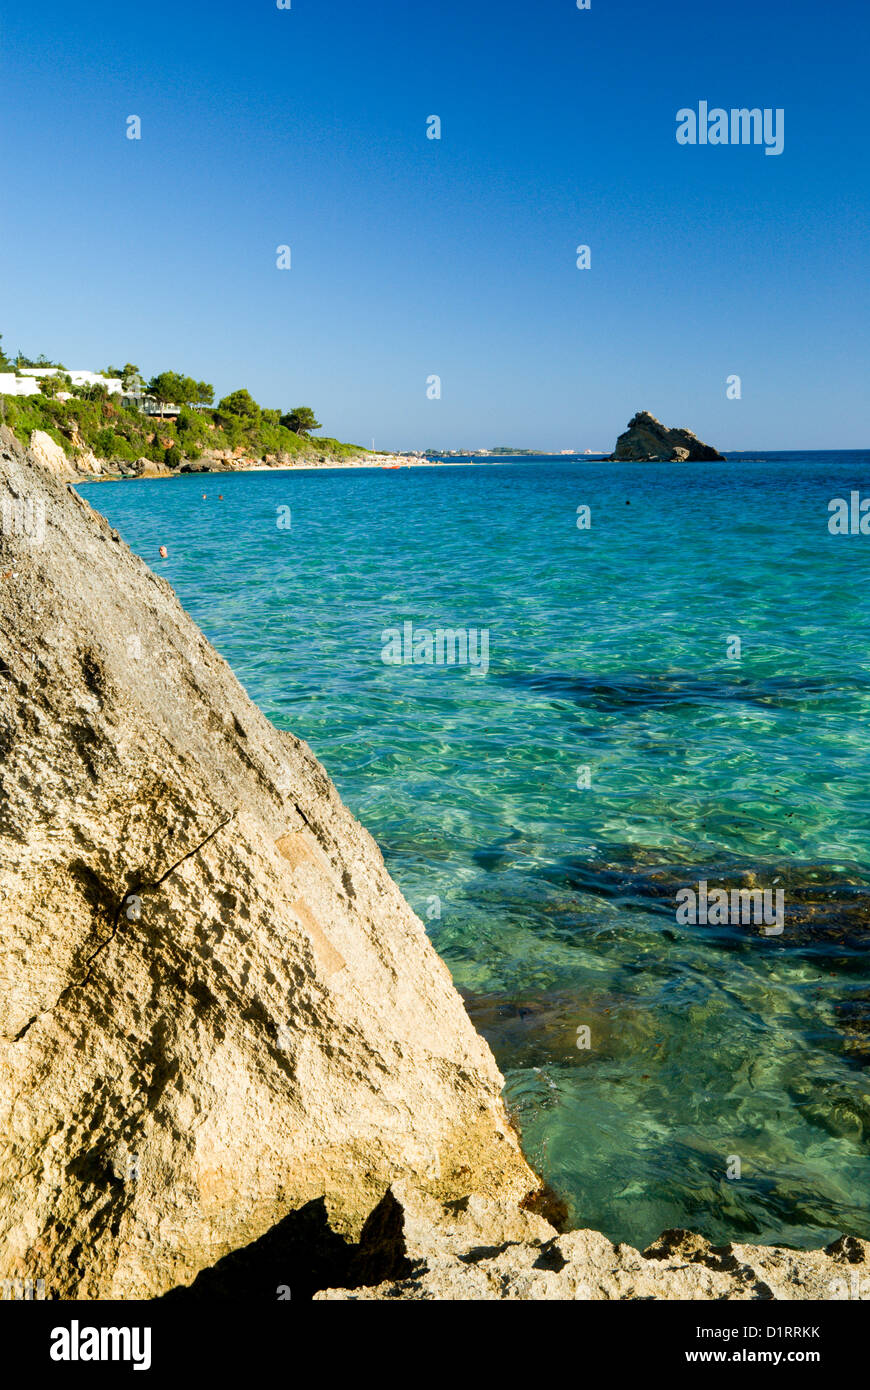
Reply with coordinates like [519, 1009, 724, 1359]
[83, 453, 870, 1249]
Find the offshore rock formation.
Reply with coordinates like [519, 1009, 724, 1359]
[609, 410, 725, 462]
[0, 426, 536, 1299]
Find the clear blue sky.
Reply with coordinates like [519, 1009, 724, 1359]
[2, 0, 867, 450]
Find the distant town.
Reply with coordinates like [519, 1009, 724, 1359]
[423, 446, 605, 457]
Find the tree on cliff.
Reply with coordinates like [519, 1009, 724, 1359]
[281, 406, 321, 436]
[147, 372, 214, 410]
[104, 364, 145, 394]
[0, 335, 11, 370]
[36, 374, 71, 399]
[192, 380, 214, 406]
[218, 388, 260, 418]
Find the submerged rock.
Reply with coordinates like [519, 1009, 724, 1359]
[609, 410, 725, 462]
[500, 668, 846, 713]
[0, 426, 537, 1298]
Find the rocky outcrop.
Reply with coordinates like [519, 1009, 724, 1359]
[609, 411, 725, 462]
[26, 430, 80, 481]
[130, 455, 171, 478]
[2, 424, 864, 1303]
[0, 426, 537, 1299]
[15, 438, 383, 485]
[315, 1188, 870, 1301]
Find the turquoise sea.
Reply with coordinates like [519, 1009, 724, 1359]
[83, 453, 870, 1250]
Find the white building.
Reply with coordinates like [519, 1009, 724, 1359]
[0, 368, 124, 397]
[0, 373, 40, 397]
[25, 368, 123, 394]
[0, 367, 182, 418]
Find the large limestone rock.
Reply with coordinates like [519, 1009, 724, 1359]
[609, 410, 725, 462]
[0, 426, 537, 1299]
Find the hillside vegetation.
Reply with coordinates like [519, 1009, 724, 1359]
[0, 337, 362, 468]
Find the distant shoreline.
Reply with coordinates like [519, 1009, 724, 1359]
[73, 446, 870, 484]
[82, 451, 612, 481]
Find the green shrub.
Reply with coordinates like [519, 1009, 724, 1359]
[93, 427, 118, 457]
[1, 368, 355, 467]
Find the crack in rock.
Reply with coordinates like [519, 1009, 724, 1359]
[10, 811, 234, 1042]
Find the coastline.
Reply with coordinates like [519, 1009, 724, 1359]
[25, 426, 608, 484]
[81, 451, 608, 482]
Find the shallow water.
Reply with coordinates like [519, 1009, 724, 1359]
[83, 452, 870, 1249]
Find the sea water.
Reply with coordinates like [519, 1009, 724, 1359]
[82, 452, 870, 1249]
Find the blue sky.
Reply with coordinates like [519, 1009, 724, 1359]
[1, 0, 867, 450]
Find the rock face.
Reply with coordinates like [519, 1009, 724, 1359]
[0, 426, 537, 1299]
[610, 411, 725, 462]
[131, 455, 171, 478]
[315, 1188, 870, 1301]
[26, 430, 79, 481]
[2, 424, 863, 1303]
